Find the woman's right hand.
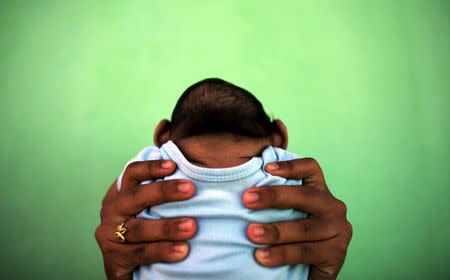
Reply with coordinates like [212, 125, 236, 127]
[95, 160, 197, 280]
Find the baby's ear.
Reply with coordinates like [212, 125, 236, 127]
[154, 119, 171, 147]
[272, 119, 288, 149]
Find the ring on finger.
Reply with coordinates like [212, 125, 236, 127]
[115, 220, 129, 243]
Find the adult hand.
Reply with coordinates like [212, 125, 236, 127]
[243, 158, 352, 280]
[95, 160, 197, 280]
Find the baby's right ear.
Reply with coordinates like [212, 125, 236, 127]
[153, 119, 171, 147]
[272, 119, 288, 150]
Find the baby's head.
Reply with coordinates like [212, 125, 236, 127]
[153, 78, 288, 167]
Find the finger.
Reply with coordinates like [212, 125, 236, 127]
[102, 180, 120, 206]
[247, 217, 338, 245]
[110, 180, 195, 217]
[242, 185, 335, 215]
[264, 158, 328, 191]
[109, 218, 197, 243]
[254, 240, 336, 267]
[107, 241, 190, 266]
[121, 160, 176, 192]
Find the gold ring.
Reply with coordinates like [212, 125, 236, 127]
[115, 221, 128, 243]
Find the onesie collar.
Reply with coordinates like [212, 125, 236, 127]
[161, 141, 263, 182]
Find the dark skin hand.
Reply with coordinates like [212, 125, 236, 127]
[95, 160, 197, 280]
[244, 158, 353, 280]
[95, 158, 352, 280]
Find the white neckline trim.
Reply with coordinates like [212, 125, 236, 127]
[161, 141, 263, 182]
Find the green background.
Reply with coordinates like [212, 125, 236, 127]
[1, 1, 449, 279]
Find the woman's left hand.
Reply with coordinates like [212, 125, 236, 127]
[243, 158, 352, 280]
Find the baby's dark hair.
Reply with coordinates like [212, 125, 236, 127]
[170, 78, 278, 139]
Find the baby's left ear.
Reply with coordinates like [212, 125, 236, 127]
[272, 119, 288, 149]
[153, 119, 171, 147]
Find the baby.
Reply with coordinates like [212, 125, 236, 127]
[117, 78, 308, 280]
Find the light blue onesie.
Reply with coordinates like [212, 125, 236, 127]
[117, 141, 309, 280]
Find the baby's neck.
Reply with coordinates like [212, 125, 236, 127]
[174, 134, 271, 168]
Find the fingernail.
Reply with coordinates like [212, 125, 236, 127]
[174, 243, 188, 253]
[161, 161, 174, 169]
[252, 225, 265, 237]
[178, 219, 193, 231]
[256, 248, 270, 259]
[177, 183, 191, 193]
[266, 163, 279, 171]
[244, 192, 260, 203]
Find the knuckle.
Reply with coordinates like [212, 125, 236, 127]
[123, 162, 139, 178]
[271, 247, 287, 265]
[129, 220, 143, 237]
[99, 205, 114, 221]
[128, 185, 141, 198]
[111, 270, 128, 280]
[335, 199, 347, 214]
[101, 242, 115, 255]
[283, 160, 295, 172]
[94, 226, 104, 244]
[154, 242, 174, 262]
[158, 181, 172, 200]
[298, 220, 312, 235]
[264, 187, 279, 205]
[134, 243, 148, 263]
[345, 220, 353, 239]
[300, 186, 315, 200]
[298, 244, 312, 259]
[163, 220, 171, 237]
[108, 267, 126, 280]
[305, 157, 319, 169]
[99, 207, 106, 220]
[127, 161, 140, 171]
[326, 221, 339, 237]
[110, 270, 121, 280]
[127, 188, 147, 210]
[144, 160, 158, 175]
[319, 268, 337, 278]
[270, 224, 281, 243]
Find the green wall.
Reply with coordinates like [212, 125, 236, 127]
[1, 1, 449, 279]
